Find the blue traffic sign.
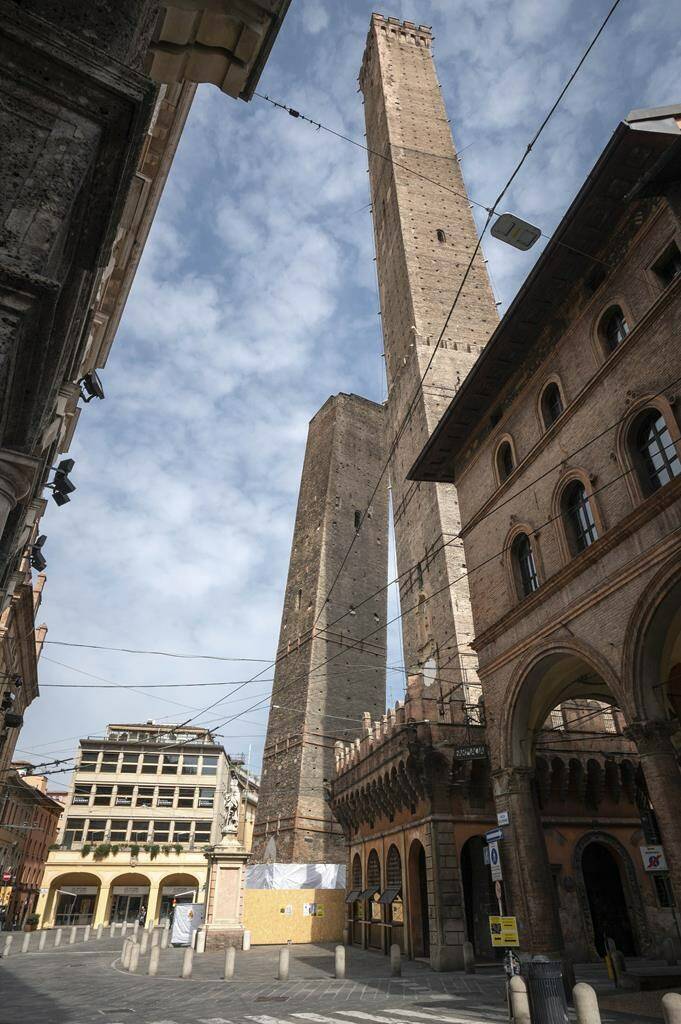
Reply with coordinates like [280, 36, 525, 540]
[485, 827, 503, 843]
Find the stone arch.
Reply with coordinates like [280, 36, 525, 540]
[44, 872, 101, 927]
[573, 831, 650, 958]
[407, 838, 430, 959]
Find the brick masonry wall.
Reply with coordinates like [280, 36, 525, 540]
[252, 394, 388, 863]
[359, 15, 498, 707]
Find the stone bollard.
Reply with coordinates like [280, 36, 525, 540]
[69, 926, 77, 945]
[151, 929, 159, 949]
[39, 931, 48, 951]
[21, 933, 31, 953]
[195, 927, 206, 954]
[129, 942, 140, 974]
[133, 920, 139, 938]
[663, 993, 681, 1024]
[508, 975, 531, 1024]
[463, 940, 475, 975]
[663, 936, 677, 966]
[224, 945, 236, 980]
[110, 922, 116, 938]
[161, 928, 170, 950]
[96, 923, 103, 940]
[54, 928, 62, 947]
[242, 929, 251, 951]
[574, 982, 601, 1024]
[277, 945, 290, 981]
[148, 945, 160, 977]
[84, 925, 91, 943]
[140, 930, 149, 955]
[342, 926, 350, 947]
[121, 939, 132, 970]
[390, 943, 401, 978]
[334, 944, 346, 980]
[3, 935, 12, 957]
[181, 946, 193, 979]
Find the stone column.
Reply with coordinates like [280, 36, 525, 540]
[626, 720, 681, 906]
[425, 818, 465, 971]
[146, 881, 161, 927]
[493, 767, 564, 958]
[0, 451, 41, 543]
[93, 884, 111, 927]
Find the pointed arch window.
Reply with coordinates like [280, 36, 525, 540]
[496, 441, 515, 482]
[600, 306, 629, 353]
[512, 533, 539, 596]
[631, 409, 681, 495]
[541, 382, 564, 428]
[562, 481, 598, 553]
[386, 845, 402, 887]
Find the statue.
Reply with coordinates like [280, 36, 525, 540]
[222, 777, 240, 837]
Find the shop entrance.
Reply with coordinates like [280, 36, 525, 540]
[407, 840, 430, 958]
[461, 835, 499, 960]
[111, 893, 146, 924]
[159, 888, 196, 925]
[582, 842, 636, 956]
[54, 888, 97, 926]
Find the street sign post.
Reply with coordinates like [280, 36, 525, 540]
[488, 841, 502, 882]
[640, 845, 668, 872]
[485, 827, 503, 843]
[489, 915, 519, 947]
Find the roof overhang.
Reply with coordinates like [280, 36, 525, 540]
[409, 104, 681, 484]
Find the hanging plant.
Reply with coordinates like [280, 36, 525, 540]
[148, 844, 160, 860]
[130, 844, 140, 858]
[93, 843, 111, 860]
[173, 844, 182, 855]
[81, 844, 92, 857]
[162, 845, 172, 856]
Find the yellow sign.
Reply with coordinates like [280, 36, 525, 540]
[489, 915, 519, 947]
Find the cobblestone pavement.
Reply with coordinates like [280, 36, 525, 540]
[0, 936, 663, 1024]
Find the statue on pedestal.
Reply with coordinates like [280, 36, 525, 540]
[221, 776, 240, 839]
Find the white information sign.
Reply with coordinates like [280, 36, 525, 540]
[497, 811, 510, 827]
[489, 841, 503, 882]
[640, 845, 668, 872]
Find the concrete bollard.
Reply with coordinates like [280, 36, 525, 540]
[39, 931, 48, 951]
[54, 928, 62, 947]
[574, 982, 601, 1023]
[83, 925, 91, 943]
[195, 927, 206, 954]
[277, 945, 290, 981]
[129, 942, 140, 974]
[463, 940, 475, 975]
[181, 946, 193, 979]
[663, 936, 677, 966]
[151, 929, 159, 948]
[148, 945, 161, 976]
[334, 944, 346, 980]
[242, 929, 251, 951]
[133, 920, 139, 938]
[109, 922, 116, 938]
[69, 926, 77, 945]
[21, 933, 31, 953]
[140, 930, 149, 955]
[224, 945, 236, 980]
[161, 928, 170, 950]
[96, 923, 103, 940]
[3, 935, 12, 957]
[508, 975, 531, 1024]
[390, 943, 401, 978]
[663, 993, 681, 1024]
[121, 939, 132, 970]
[342, 926, 350, 947]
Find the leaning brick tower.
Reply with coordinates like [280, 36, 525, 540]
[251, 394, 388, 863]
[359, 15, 499, 711]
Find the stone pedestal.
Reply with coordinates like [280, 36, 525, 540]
[203, 840, 248, 951]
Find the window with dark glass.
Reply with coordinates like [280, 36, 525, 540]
[121, 753, 139, 774]
[93, 785, 113, 806]
[135, 786, 154, 808]
[73, 785, 91, 805]
[600, 306, 629, 353]
[86, 819, 106, 842]
[182, 755, 199, 776]
[115, 785, 133, 806]
[386, 845, 402, 887]
[496, 441, 515, 482]
[197, 787, 214, 808]
[141, 754, 159, 774]
[201, 756, 218, 776]
[193, 821, 211, 844]
[156, 787, 174, 807]
[99, 752, 119, 773]
[512, 534, 539, 596]
[653, 241, 681, 288]
[562, 481, 598, 553]
[79, 751, 98, 769]
[63, 818, 85, 846]
[352, 854, 362, 889]
[173, 824, 191, 844]
[177, 787, 195, 808]
[109, 819, 128, 841]
[633, 410, 681, 494]
[129, 820, 150, 842]
[152, 821, 171, 841]
[162, 754, 180, 775]
[541, 383, 564, 428]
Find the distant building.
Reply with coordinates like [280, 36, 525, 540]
[36, 723, 257, 928]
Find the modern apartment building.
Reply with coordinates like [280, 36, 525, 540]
[36, 723, 256, 928]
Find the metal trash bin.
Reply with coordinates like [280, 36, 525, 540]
[524, 959, 569, 1024]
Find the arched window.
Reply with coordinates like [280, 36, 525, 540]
[512, 533, 539, 596]
[386, 845, 402, 887]
[630, 409, 681, 494]
[496, 441, 515, 482]
[352, 853, 362, 889]
[541, 382, 564, 428]
[600, 306, 629, 353]
[562, 481, 598, 553]
[367, 849, 381, 888]
[436, 229, 446, 243]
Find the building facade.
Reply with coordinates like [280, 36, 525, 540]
[36, 722, 256, 928]
[252, 394, 389, 863]
[359, 15, 499, 704]
[411, 104, 681, 962]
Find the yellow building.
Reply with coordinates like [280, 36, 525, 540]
[36, 723, 257, 929]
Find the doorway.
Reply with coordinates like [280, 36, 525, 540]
[110, 894, 146, 924]
[582, 842, 636, 956]
[408, 840, 430, 958]
[461, 836, 498, 960]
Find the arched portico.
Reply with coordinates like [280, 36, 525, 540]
[574, 831, 649, 958]
[43, 873, 101, 927]
[155, 872, 202, 925]
[407, 839, 429, 959]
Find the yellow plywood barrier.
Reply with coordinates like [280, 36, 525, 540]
[243, 889, 345, 944]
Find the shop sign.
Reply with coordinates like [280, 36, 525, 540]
[112, 886, 148, 895]
[59, 886, 97, 895]
[489, 915, 519, 947]
[640, 845, 668, 872]
[454, 743, 488, 761]
[162, 886, 196, 896]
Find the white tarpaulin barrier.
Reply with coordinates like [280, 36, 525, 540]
[170, 902, 204, 946]
[245, 863, 346, 890]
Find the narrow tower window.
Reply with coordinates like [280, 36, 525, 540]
[599, 306, 629, 353]
[354, 509, 361, 531]
[541, 382, 564, 428]
[631, 409, 681, 494]
[295, 589, 302, 611]
[436, 229, 446, 243]
[512, 533, 539, 597]
[496, 441, 515, 482]
[562, 481, 598, 553]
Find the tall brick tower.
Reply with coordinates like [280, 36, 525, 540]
[252, 394, 388, 863]
[359, 16, 498, 710]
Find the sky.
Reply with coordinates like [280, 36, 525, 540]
[19, 0, 681, 787]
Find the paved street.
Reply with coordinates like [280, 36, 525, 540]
[0, 937, 666, 1024]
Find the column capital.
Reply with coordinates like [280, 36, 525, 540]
[624, 718, 677, 751]
[0, 449, 41, 507]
